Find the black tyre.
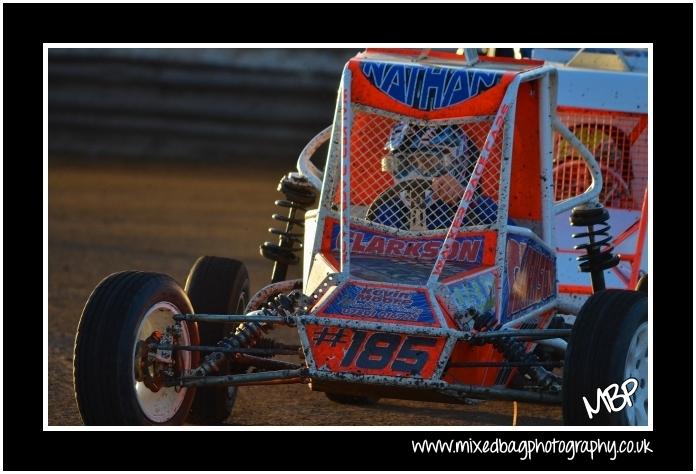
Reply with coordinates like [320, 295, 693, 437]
[325, 393, 380, 405]
[184, 256, 250, 424]
[563, 290, 648, 425]
[74, 272, 199, 425]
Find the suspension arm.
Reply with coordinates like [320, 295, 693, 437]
[173, 368, 309, 388]
[151, 343, 301, 357]
[173, 313, 288, 325]
[469, 328, 572, 341]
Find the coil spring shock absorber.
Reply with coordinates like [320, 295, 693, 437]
[569, 204, 620, 293]
[470, 310, 561, 392]
[260, 173, 317, 283]
[192, 291, 302, 377]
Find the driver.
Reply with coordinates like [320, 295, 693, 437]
[369, 122, 497, 230]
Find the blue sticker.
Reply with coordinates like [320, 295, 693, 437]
[323, 284, 434, 323]
[440, 271, 496, 330]
[361, 61, 502, 111]
[503, 233, 556, 322]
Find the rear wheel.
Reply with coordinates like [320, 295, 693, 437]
[563, 289, 648, 425]
[73, 272, 199, 425]
[185, 256, 250, 424]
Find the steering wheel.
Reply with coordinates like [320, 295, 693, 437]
[366, 178, 433, 231]
[553, 158, 631, 205]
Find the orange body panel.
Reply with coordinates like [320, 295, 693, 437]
[509, 81, 542, 221]
[306, 324, 446, 379]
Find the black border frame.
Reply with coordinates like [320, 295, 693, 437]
[4, 2, 692, 471]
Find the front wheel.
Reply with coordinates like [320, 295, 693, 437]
[73, 272, 199, 425]
[563, 290, 648, 426]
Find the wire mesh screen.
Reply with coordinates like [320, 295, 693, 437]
[553, 110, 648, 210]
[339, 106, 502, 232]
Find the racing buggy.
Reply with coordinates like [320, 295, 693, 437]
[73, 48, 648, 426]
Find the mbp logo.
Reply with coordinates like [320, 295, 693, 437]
[583, 378, 639, 420]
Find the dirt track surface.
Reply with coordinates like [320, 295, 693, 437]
[48, 161, 562, 426]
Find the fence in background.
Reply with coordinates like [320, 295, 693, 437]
[48, 48, 359, 164]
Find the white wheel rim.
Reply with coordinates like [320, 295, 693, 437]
[132, 302, 191, 423]
[624, 321, 648, 426]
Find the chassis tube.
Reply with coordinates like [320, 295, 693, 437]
[173, 313, 286, 325]
[471, 328, 571, 341]
[310, 371, 561, 404]
[153, 344, 300, 356]
[175, 368, 309, 388]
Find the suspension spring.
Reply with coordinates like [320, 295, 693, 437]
[569, 204, 620, 292]
[470, 310, 561, 393]
[192, 290, 306, 376]
[260, 173, 317, 283]
[192, 321, 267, 376]
[490, 336, 561, 392]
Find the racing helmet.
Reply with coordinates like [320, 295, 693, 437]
[382, 123, 477, 181]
